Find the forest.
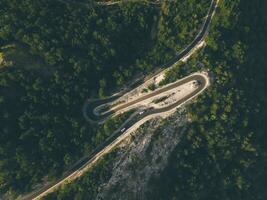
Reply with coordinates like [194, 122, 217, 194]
[0, 0, 210, 197]
[41, 0, 267, 199]
[147, 0, 267, 200]
[44, 151, 117, 200]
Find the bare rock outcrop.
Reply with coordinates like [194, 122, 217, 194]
[96, 108, 187, 200]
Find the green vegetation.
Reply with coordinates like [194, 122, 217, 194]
[134, 0, 211, 73]
[0, 0, 215, 197]
[147, 83, 156, 91]
[92, 109, 136, 148]
[152, 95, 169, 104]
[147, 0, 267, 199]
[0, 1, 156, 196]
[142, 88, 149, 93]
[44, 151, 117, 200]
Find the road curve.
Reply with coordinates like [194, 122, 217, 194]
[20, 73, 209, 200]
[56, 0, 169, 7]
[19, 0, 218, 199]
[84, 0, 218, 123]
[87, 73, 207, 123]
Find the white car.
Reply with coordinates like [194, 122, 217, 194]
[120, 128, 126, 132]
[139, 111, 144, 115]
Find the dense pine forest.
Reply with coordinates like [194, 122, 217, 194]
[148, 0, 267, 199]
[42, 0, 267, 199]
[0, 0, 211, 198]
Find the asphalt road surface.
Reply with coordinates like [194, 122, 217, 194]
[21, 73, 208, 200]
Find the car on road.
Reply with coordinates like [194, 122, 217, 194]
[139, 111, 145, 115]
[120, 128, 126, 132]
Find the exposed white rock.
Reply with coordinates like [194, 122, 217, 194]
[96, 109, 188, 200]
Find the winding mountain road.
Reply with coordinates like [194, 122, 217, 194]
[84, 0, 218, 123]
[57, 0, 170, 7]
[19, 0, 219, 199]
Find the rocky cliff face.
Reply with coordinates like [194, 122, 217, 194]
[96, 108, 188, 200]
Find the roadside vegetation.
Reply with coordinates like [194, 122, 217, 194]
[0, 0, 214, 197]
[0, 1, 156, 196]
[92, 109, 136, 149]
[152, 95, 169, 104]
[44, 151, 117, 200]
[147, 0, 267, 199]
[36, 0, 267, 199]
